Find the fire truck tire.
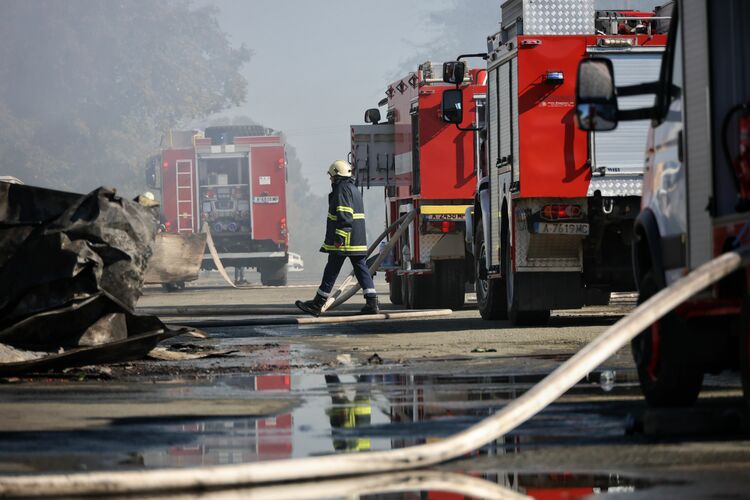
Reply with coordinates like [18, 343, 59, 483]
[162, 281, 185, 292]
[502, 227, 549, 326]
[389, 273, 404, 305]
[401, 274, 412, 309]
[435, 261, 465, 310]
[407, 274, 435, 310]
[738, 299, 750, 409]
[474, 222, 507, 320]
[260, 261, 288, 286]
[631, 270, 704, 407]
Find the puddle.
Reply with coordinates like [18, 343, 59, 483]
[0, 366, 643, 472]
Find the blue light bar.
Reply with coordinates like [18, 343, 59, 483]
[546, 71, 564, 83]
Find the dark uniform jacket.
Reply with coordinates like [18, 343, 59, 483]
[321, 177, 367, 256]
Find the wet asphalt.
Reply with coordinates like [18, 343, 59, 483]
[1, 277, 749, 499]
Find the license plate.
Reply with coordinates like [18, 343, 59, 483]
[533, 222, 589, 235]
[253, 196, 279, 204]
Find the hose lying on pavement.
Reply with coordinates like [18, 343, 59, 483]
[322, 210, 417, 313]
[2, 247, 748, 497]
[167, 309, 452, 328]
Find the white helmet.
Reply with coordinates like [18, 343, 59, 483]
[328, 160, 352, 178]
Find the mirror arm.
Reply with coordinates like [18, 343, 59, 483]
[454, 124, 482, 132]
[617, 107, 656, 121]
[457, 52, 489, 62]
[617, 81, 660, 97]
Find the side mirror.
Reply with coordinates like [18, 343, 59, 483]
[575, 58, 619, 132]
[441, 88, 463, 124]
[442, 61, 466, 85]
[364, 108, 381, 124]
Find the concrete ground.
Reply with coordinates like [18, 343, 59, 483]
[0, 276, 748, 499]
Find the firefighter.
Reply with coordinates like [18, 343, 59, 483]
[295, 160, 379, 316]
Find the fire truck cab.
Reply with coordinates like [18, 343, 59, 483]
[577, 0, 750, 407]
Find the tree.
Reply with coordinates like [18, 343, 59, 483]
[0, 0, 249, 194]
[396, 0, 499, 76]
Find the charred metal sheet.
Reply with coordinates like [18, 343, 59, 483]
[0, 325, 184, 376]
[0, 183, 185, 372]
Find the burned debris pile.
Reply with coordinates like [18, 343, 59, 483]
[0, 182, 188, 375]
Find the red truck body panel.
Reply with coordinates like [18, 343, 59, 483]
[417, 87, 482, 200]
[517, 35, 590, 199]
[249, 143, 288, 245]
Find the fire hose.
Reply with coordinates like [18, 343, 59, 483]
[1, 247, 748, 497]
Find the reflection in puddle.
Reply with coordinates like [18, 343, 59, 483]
[0, 355, 650, 497]
[139, 368, 639, 467]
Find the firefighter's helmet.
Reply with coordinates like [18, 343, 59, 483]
[328, 160, 352, 178]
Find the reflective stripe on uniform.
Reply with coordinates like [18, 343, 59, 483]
[336, 206, 354, 214]
[327, 213, 337, 221]
[321, 244, 368, 252]
[334, 229, 351, 246]
[352, 213, 365, 219]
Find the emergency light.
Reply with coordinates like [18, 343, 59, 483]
[546, 71, 564, 84]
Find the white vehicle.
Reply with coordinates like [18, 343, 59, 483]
[576, 0, 750, 407]
[287, 252, 304, 272]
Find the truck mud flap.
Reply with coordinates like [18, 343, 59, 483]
[144, 232, 207, 284]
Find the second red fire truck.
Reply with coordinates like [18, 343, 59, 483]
[146, 125, 289, 286]
[351, 62, 486, 309]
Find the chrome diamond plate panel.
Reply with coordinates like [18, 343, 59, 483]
[419, 233, 444, 264]
[587, 175, 642, 197]
[522, 0, 595, 35]
[514, 198, 583, 271]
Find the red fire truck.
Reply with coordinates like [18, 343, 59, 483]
[442, 1, 667, 325]
[351, 62, 486, 309]
[146, 126, 289, 286]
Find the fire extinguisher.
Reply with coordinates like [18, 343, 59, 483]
[722, 102, 750, 211]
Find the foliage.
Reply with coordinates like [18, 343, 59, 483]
[396, 0, 499, 76]
[0, 0, 249, 194]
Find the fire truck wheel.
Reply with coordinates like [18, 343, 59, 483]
[474, 221, 507, 320]
[401, 273, 412, 309]
[631, 270, 704, 407]
[162, 281, 185, 292]
[260, 261, 288, 286]
[435, 261, 465, 310]
[407, 274, 435, 309]
[503, 230, 549, 326]
[389, 273, 403, 305]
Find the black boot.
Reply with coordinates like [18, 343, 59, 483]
[295, 293, 327, 317]
[360, 295, 380, 315]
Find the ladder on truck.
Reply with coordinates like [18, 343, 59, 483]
[175, 159, 195, 233]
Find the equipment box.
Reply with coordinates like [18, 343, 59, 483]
[351, 123, 395, 188]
